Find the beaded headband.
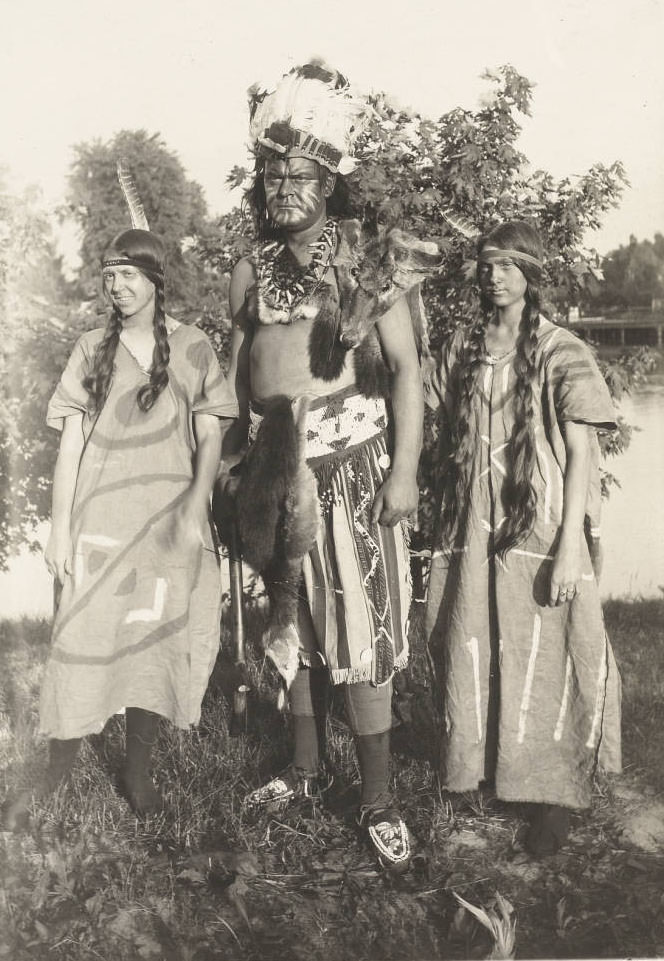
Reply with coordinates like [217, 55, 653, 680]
[478, 247, 543, 269]
[102, 255, 163, 277]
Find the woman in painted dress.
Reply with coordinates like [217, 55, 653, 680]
[5, 229, 237, 827]
[425, 220, 621, 856]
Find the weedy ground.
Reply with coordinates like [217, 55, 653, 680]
[1, 598, 663, 960]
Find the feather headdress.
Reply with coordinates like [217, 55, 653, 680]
[248, 60, 372, 174]
[116, 159, 149, 230]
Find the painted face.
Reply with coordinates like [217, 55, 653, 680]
[102, 264, 156, 318]
[263, 156, 332, 231]
[478, 247, 528, 310]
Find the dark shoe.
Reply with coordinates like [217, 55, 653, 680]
[358, 803, 411, 873]
[525, 803, 570, 856]
[245, 766, 333, 810]
[120, 767, 164, 817]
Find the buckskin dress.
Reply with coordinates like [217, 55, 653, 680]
[424, 318, 622, 809]
[39, 322, 238, 740]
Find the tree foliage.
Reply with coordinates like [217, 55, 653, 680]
[0, 67, 652, 570]
[0, 174, 85, 570]
[197, 66, 638, 540]
[64, 129, 210, 311]
[584, 233, 664, 310]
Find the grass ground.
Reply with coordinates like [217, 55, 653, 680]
[1, 598, 664, 960]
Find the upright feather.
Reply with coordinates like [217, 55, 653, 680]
[116, 160, 149, 231]
[441, 209, 481, 240]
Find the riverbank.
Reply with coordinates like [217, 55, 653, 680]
[1, 599, 663, 960]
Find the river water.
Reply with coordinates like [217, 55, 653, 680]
[599, 373, 664, 599]
[1, 380, 663, 618]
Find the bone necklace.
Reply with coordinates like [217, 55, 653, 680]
[256, 218, 337, 324]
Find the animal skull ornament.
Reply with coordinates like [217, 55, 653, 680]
[330, 220, 442, 395]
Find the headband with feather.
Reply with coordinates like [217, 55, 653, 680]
[248, 60, 372, 175]
[102, 161, 163, 275]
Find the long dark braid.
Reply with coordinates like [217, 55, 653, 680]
[136, 278, 169, 412]
[440, 220, 545, 556]
[494, 291, 541, 557]
[439, 317, 487, 544]
[84, 229, 169, 415]
[82, 310, 123, 413]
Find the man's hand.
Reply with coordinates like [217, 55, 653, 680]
[371, 470, 419, 527]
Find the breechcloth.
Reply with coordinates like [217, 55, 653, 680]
[249, 384, 411, 688]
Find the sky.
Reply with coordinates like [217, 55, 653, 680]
[2, 0, 664, 257]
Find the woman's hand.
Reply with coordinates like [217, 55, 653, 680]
[163, 495, 208, 556]
[549, 537, 583, 606]
[44, 526, 73, 584]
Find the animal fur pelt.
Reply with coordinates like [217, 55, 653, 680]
[331, 220, 441, 396]
[226, 396, 320, 688]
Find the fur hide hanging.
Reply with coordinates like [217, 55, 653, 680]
[229, 396, 320, 688]
[332, 219, 441, 395]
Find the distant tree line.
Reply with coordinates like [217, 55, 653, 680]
[583, 234, 664, 312]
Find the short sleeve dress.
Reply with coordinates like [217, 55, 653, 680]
[39, 323, 238, 740]
[424, 318, 622, 810]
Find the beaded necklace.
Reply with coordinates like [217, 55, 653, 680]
[256, 218, 337, 323]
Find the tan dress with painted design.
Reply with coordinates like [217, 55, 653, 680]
[425, 319, 621, 809]
[39, 324, 238, 739]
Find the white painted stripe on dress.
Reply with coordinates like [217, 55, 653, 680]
[517, 613, 542, 744]
[81, 534, 121, 546]
[125, 577, 167, 624]
[536, 442, 552, 524]
[432, 546, 468, 559]
[484, 366, 493, 397]
[586, 640, 608, 749]
[466, 636, 483, 743]
[502, 364, 510, 395]
[553, 654, 573, 741]
[512, 548, 554, 561]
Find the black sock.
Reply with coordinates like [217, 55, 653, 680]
[45, 737, 82, 792]
[123, 708, 163, 814]
[356, 731, 391, 808]
[290, 668, 328, 774]
[292, 715, 320, 774]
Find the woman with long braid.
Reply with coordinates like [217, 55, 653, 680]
[5, 229, 237, 827]
[425, 220, 621, 855]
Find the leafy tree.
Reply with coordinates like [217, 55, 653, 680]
[0, 174, 84, 570]
[64, 129, 209, 312]
[1, 131, 231, 570]
[584, 233, 664, 310]
[196, 65, 643, 545]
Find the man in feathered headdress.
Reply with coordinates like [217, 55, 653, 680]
[216, 60, 440, 873]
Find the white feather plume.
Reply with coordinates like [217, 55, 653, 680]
[117, 159, 149, 231]
[441, 209, 481, 240]
[249, 63, 371, 173]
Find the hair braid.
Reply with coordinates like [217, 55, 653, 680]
[82, 310, 123, 413]
[439, 316, 487, 543]
[137, 279, 170, 412]
[494, 296, 540, 557]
